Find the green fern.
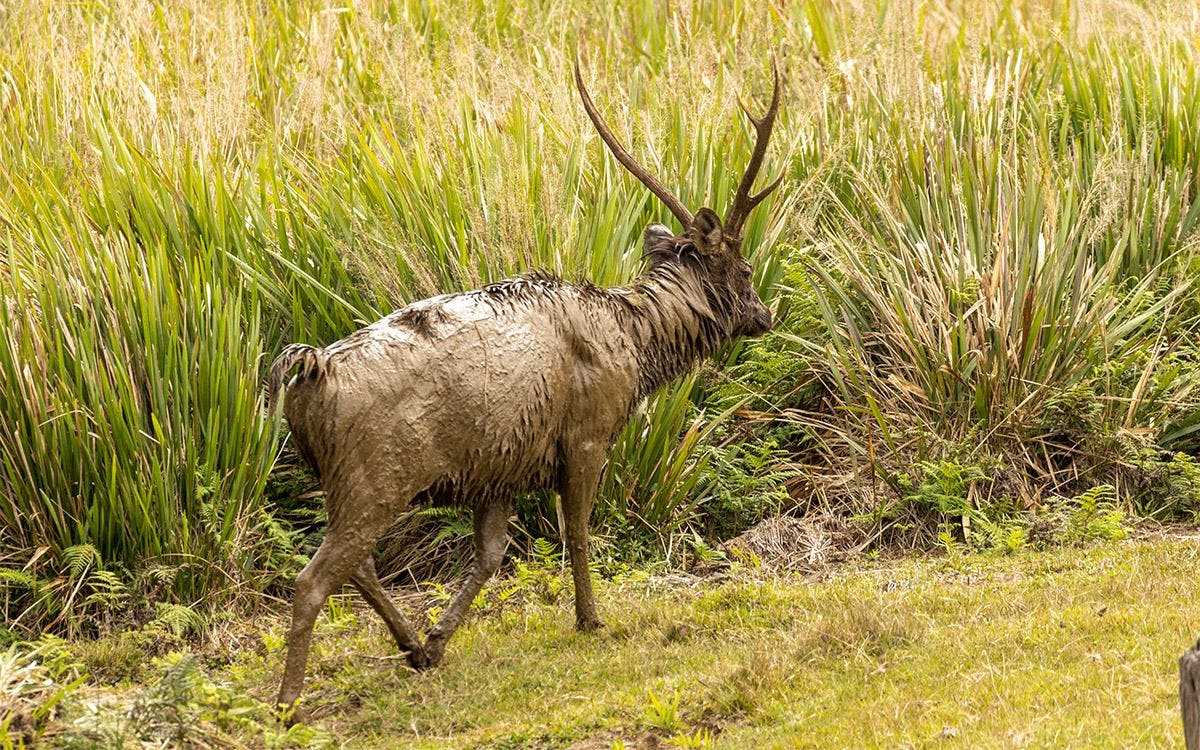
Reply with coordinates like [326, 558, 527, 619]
[0, 568, 42, 593]
[1058, 485, 1127, 543]
[62, 544, 102, 580]
[81, 570, 129, 610]
[414, 507, 474, 546]
[150, 603, 204, 638]
[531, 537, 559, 567]
[688, 533, 727, 568]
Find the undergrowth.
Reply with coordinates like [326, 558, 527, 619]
[0, 0, 1198, 640]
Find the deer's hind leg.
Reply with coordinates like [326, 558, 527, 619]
[350, 556, 427, 667]
[276, 481, 413, 714]
[277, 532, 373, 712]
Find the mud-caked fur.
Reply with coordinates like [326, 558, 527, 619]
[270, 69, 782, 713]
[268, 213, 772, 711]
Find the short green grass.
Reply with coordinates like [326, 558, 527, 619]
[60, 535, 1191, 749]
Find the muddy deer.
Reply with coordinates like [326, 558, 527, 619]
[267, 61, 783, 710]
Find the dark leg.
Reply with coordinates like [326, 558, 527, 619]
[350, 556, 427, 666]
[561, 459, 604, 631]
[422, 500, 511, 667]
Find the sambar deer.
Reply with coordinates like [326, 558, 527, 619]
[267, 60, 783, 710]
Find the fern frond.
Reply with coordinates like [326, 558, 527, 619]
[61, 544, 101, 580]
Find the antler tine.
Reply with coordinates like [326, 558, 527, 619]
[725, 61, 782, 237]
[574, 59, 694, 229]
[736, 98, 766, 130]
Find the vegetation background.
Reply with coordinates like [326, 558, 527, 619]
[1, 0, 1199, 746]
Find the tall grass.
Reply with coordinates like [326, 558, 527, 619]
[1, 0, 1198, 630]
[780, 4, 1200, 523]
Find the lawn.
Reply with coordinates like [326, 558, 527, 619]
[49, 535, 1199, 748]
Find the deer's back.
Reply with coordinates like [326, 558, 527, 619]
[283, 282, 638, 509]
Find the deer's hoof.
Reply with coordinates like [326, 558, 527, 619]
[576, 617, 605, 632]
[406, 647, 433, 671]
[421, 638, 446, 669]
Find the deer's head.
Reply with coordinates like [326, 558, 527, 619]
[575, 62, 782, 339]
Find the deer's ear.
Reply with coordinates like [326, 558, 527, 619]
[687, 207, 724, 254]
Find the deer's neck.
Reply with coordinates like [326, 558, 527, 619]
[617, 262, 729, 401]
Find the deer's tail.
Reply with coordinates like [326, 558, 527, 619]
[263, 343, 324, 412]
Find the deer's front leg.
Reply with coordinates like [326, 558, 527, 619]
[422, 499, 511, 667]
[560, 447, 605, 631]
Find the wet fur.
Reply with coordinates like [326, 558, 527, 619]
[267, 233, 747, 509]
[268, 219, 773, 712]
